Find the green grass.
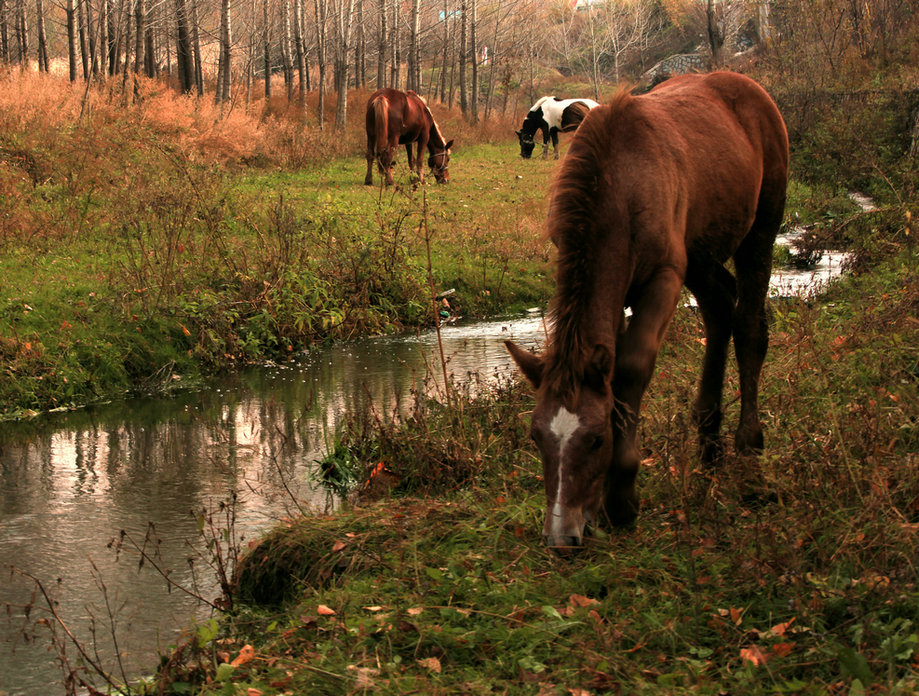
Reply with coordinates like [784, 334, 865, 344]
[145, 242, 919, 695]
[0, 143, 558, 419]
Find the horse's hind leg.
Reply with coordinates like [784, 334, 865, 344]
[732, 207, 782, 454]
[364, 149, 375, 186]
[685, 262, 738, 463]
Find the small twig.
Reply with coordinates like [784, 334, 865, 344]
[13, 568, 125, 694]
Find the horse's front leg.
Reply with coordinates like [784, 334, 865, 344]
[606, 270, 683, 526]
[551, 130, 560, 159]
[404, 143, 414, 176]
[417, 141, 426, 184]
[541, 127, 550, 160]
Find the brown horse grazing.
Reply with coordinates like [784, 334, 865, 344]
[364, 88, 454, 186]
[505, 72, 789, 551]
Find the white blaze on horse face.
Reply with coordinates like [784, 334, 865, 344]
[548, 406, 581, 519]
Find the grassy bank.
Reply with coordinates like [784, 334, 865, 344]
[0, 73, 555, 419]
[148, 236, 919, 695]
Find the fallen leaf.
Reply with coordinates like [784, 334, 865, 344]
[247, 689, 263, 696]
[569, 594, 599, 608]
[771, 642, 795, 658]
[417, 657, 442, 673]
[230, 644, 255, 667]
[740, 645, 767, 666]
[331, 540, 346, 553]
[769, 618, 796, 636]
[407, 607, 424, 616]
[346, 665, 379, 689]
[364, 606, 384, 612]
[317, 604, 337, 616]
[730, 607, 743, 626]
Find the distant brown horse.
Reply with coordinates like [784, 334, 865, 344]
[364, 88, 454, 186]
[505, 72, 789, 550]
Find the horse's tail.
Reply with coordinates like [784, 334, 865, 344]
[372, 95, 390, 160]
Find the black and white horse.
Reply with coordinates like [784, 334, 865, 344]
[515, 96, 600, 159]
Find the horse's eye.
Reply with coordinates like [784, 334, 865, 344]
[589, 436, 604, 452]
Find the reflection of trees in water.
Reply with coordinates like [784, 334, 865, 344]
[0, 317, 546, 695]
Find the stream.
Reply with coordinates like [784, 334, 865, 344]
[0, 232, 854, 695]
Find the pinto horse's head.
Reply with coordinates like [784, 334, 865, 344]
[516, 130, 537, 159]
[428, 139, 454, 183]
[505, 340, 638, 552]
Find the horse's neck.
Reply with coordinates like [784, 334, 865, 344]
[426, 114, 447, 150]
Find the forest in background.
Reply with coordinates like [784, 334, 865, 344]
[0, 0, 918, 417]
[1, 0, 918, 130]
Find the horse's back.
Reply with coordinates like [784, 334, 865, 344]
[646, 72, 788, 180]
[643, 73, 788, 259]
[560, 72, 787, 268]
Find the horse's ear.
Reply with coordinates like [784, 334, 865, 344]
[444, 139, 454, 150]
[515, 130, 522, 137]
[585, 344, 613, 393]
[505, 340, 543, 389]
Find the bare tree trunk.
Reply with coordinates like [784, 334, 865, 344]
[483, 0, 501, 120]
[14, 0, 28, 66]
[706, 0, 723, 68]
[174, 0, 194, 93]
[294, 0, 306, 107]
[36, 0, 49, 71]
[280, 0, 294, 100]
[262, 0, 271, 98]
[143, 5, 153, 76]
[190, 0, 203, 95]
[407, 0, 419, 91]
[333, 0, 355, 128]
[161, 0, 170, 76]
[121, 0, 131, 91]
[375, 0, 385, 87]
[77, 0, 90, 77]
[97, 0, 108, 74]
[0, 0, 9, 63]
[447, 11, 456, 107]
[354, 0, 364, 88]
[439, 0, 449, 101]
[459, 0, 467, 115]
[66, 0, 78, 79]
[314, 0, 327, 128]
[134, 0, 144, 73]
[389, 0, 399, 88]
[106, 0, 120, 75]
[216, 0, 232, 103]
[469, 0, 477, 121]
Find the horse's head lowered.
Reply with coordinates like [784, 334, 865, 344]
[428, 139, 454, 183]
[515, 129, 537, 159]
[505, 340, 637, 552]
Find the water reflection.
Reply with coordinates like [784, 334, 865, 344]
[0, 241, 850, 693]
[0, 315, 545, 696]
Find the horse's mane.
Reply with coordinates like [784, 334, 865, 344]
[404, 91, 447, 147]
[426, 108, 449, 148]
[543, 88, 634, 404]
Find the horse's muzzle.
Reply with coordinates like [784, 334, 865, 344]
[543, 534, 583, 555]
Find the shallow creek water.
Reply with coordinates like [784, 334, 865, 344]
[0, 236, 852, 694]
